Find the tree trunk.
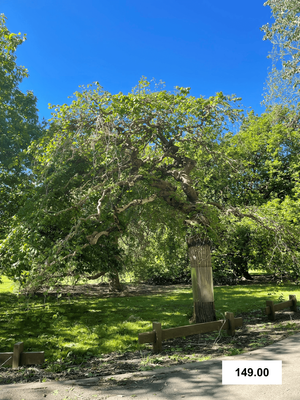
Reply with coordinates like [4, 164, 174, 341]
[187, 235, 216, 323]
[109, 270, 123, 291]
[107, 233, 124, 291]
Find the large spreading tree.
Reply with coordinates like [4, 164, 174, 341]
[3, 77, 298, 323]
[0, 2, 299, 327]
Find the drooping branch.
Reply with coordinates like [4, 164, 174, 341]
[86, 229, 111, 245]
[86, 194, 158, 245]
[85, 271, 107, 280]
[115, 193, 157, 214]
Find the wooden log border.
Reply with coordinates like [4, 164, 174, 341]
[265, 295, 297, 321]
[138, 312, 243, 353]
[0, 342, 44, 369]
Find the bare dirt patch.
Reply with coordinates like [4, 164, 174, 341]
[30, 275, 286, 298]
[31, 273, 286, 299]
[32, 282, 192, 298]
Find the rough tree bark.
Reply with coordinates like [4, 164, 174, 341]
[187, 235, 216, 323]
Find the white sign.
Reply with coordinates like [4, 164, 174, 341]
[222, 360, 282, 385]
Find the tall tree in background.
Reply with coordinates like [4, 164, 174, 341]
[214, 107, 300, 282]
[261, 0, 300, 109]
[225, 108, 300, 205]
[0, 14, 45, 247]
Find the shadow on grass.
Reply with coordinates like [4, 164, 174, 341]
[0, 290, 194, 366]
[1, 280, 300, 370]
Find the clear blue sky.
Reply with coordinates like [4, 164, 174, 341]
[2, 0, 274, 124]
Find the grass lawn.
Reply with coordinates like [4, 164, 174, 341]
[0, 272, 299, 373]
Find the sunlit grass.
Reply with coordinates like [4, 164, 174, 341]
[248, 268, 271, 276]
[0, 275, 16, 293]
[0, 272, 137, 294]
[1, 271, 300, 371]
[59, 271, 137, 286]
[0, 287, 192, 365]
[159, 282, 300, 320]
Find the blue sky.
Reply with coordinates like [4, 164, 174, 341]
[2, 0, 273, 124]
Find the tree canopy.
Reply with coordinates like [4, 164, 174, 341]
[0, 78, 244, 291]
[1, 75, 300, 295]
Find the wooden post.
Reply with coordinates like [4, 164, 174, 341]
[289, 295, 297, 312]
[152, 322, 162, 353]
[266, 300, 275, 321]
[12, 342, 23, 369]
[225, 312, 235, 336]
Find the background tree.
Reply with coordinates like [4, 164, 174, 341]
[210, 106, 300, 282]
[0, 14, 45, 259]
[261, 0, 300, 109]
[225, 108, 300, 205]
